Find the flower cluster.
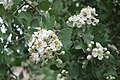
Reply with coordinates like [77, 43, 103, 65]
[18, 0, 32, 13]
[28, 28, 63, 63]
[67, 6, 99, 28]
[56, 70, 69, 80]
[106, 75, 115, 80]
[86, 41, 110, 60]
[18, 5, 29, 13]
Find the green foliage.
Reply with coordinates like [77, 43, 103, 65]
[0, 0, 120, 80]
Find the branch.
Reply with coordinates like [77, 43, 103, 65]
[6, 64, 18, 80]
[13, 2, 26, 15]
[0, 3, 26, 27]
[23, 0, 42, 16]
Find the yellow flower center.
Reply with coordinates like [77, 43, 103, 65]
[83, 11, 87, 17]
[37, 42, 42, 47]
[98, 50, 102, 56]
[76, 20, 80, 24]
[43, 53, 48, 57]
[54, 40, 59, 46]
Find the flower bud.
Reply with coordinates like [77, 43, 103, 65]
[106, 51, 110, 54]
[61, 70, 66, 74]
[112, 76, 115, 79]
[82, 65, 85, 68]
[65, 71, 69, 74]
[105, 56, 109, 59]
[90, 41, 94, 44]
[57, 73, 62, 78]
[87, 48, 91, 52]
[60, 51, 65, 55]
[56, 59, 63, 64]
[88, 44, 92, 48]
[103, 47, 107, 51]
[106, 76, 109, 79]
[87, 55, 92, 60]
[96, 42, 101, 48]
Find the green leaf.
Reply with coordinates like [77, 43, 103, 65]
[82, 33, 94, 44]
[39, 1, 51, 11]
[58, 28, 72, 50]
[75, 39, 86, 52]
[52, 0, 63, 15]
[69, 61, 79, 79]
[43, 12, 55, 29]
[30, 18, 39, 27]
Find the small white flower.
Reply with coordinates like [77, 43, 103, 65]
[68, 15, 85, 28]
[50, 39, 62, 51]
[80, 6, 92, 20]
[30, 53, 40, 63]
[35, 39, 47, 52]
[86, 16, 99, 26]
[67, 6, 99, 28]
[1, 24, 7, 33]
[92, 48, 98, 58]
[92, 45, 104, 60]
[90, 8, 98, 16]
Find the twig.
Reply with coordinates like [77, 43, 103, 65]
[13, 2, 26, 15]
[23, 0, 42, 16]
[0, 2, 26, 27]
[14, 36, 25, 43]
[6, 64, 18, 80]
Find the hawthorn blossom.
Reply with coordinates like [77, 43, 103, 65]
[86, 41, 111, 60]
[67, 6, 99, 28]
[28, 28, 63, 63]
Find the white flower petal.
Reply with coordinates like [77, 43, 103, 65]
[98, 55, 103, 60]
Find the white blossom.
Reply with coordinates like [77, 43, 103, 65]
[50, 39, 63, 51]
[7, 34, 12, 42]
[1, 24, 7, 33]
[87, 42, 111, 60]
[18, 5, 29, 13]
[30, 53, 40, 63]
[68, 6, 99, 28]
[80, 6, 92, 20]
[28, 28, 63, 63]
